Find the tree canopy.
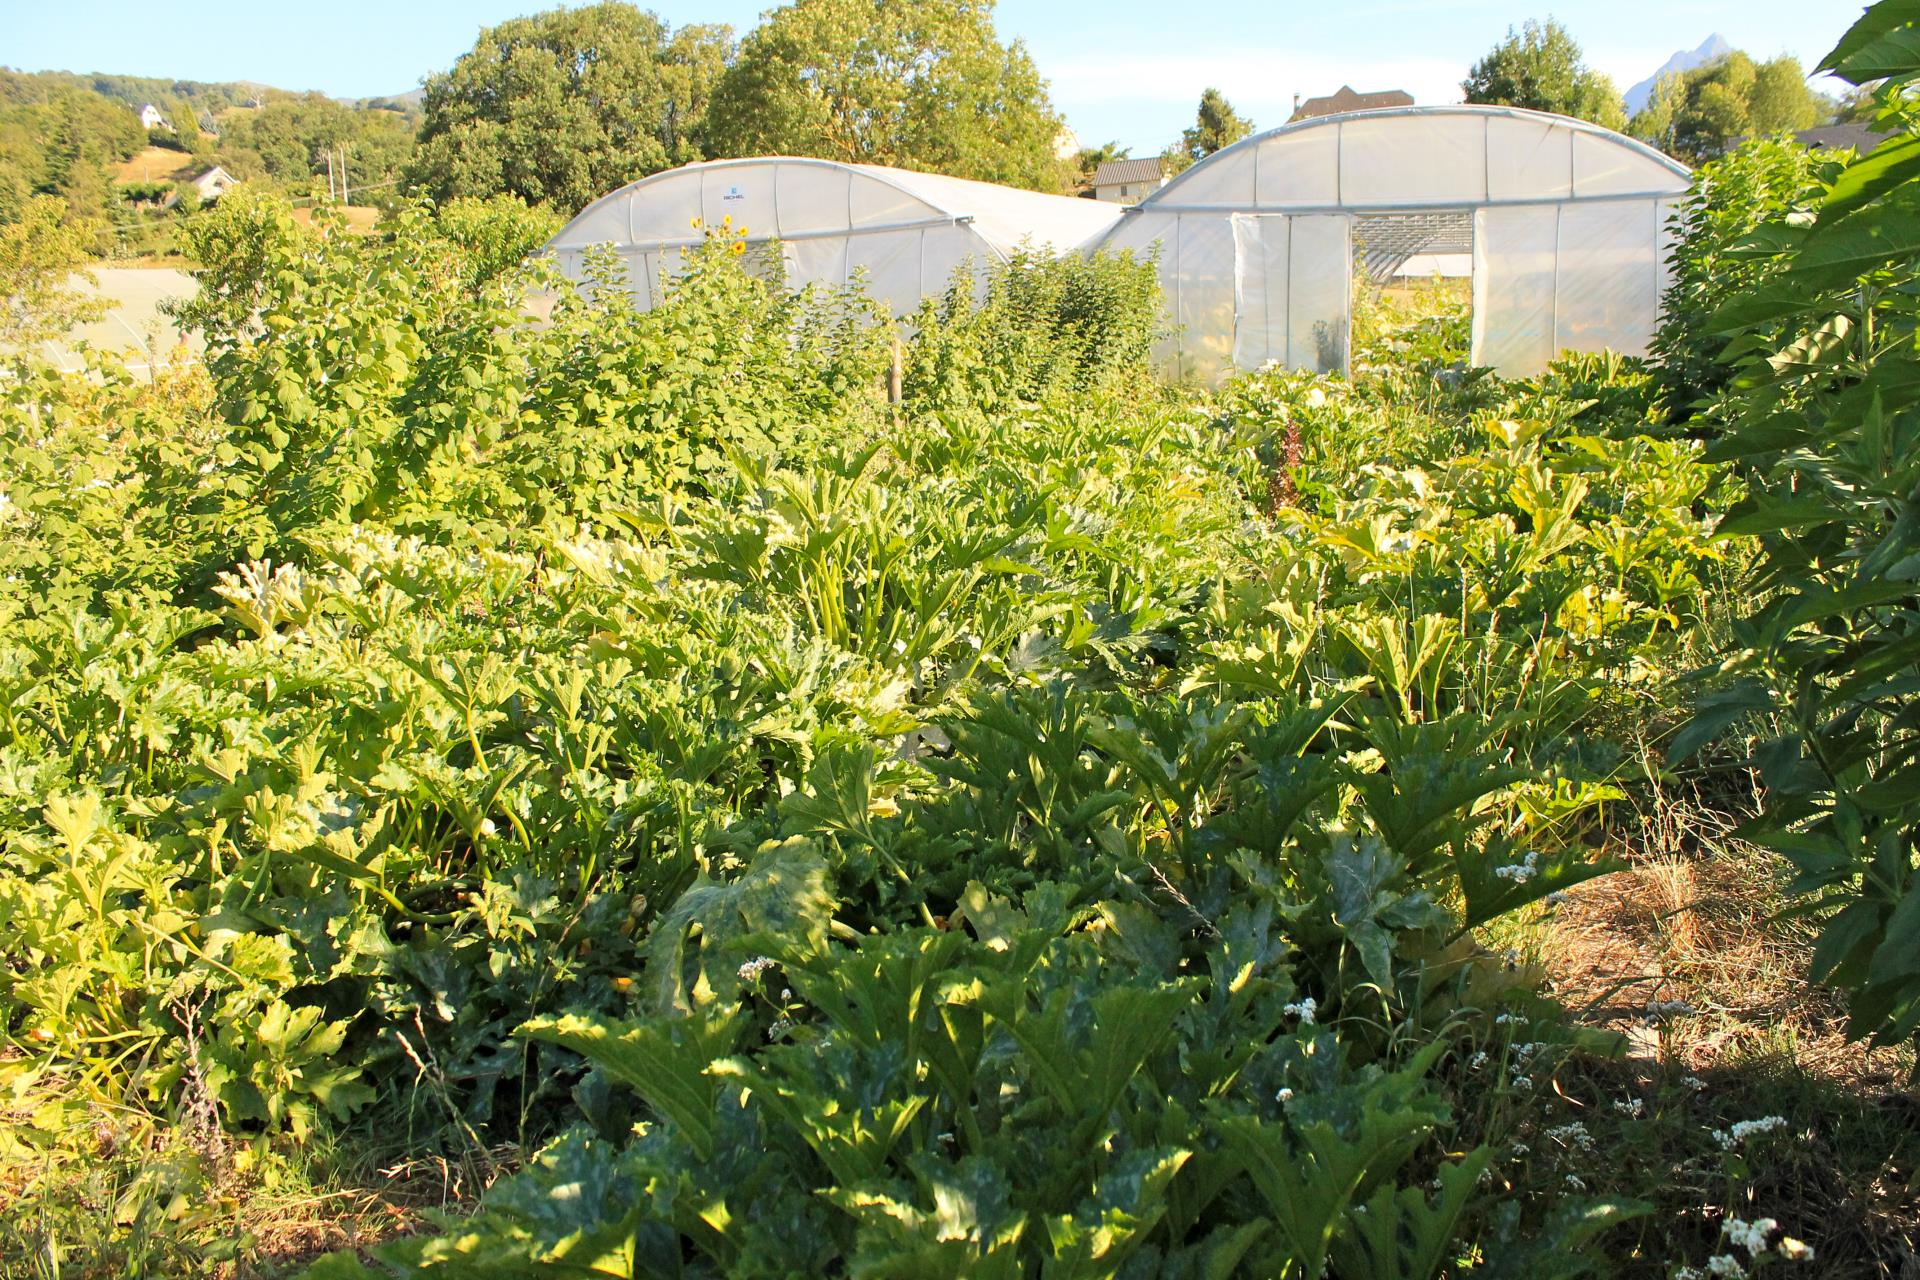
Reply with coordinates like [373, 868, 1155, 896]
[703, 0, 1068, 192]
[1164, 88, 1253, 176]
[1631, 52, 1827, 161]
[219, 95, 414, 195]
[1463, 18, 1626, 130]
[407, 3, 733, 212]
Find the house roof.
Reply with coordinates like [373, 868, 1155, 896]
[1792, 123, 1894, 154]
[1092, 157, 1166, 187]
[1291, 86, 1414, 122]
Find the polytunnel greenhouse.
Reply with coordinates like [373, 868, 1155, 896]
[545, 156, 1125, 318]
[1094, 105, 1692, 381]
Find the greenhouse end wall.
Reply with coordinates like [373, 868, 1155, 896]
[1094, 106, 1691, 382]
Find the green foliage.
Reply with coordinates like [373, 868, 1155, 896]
[407, 3, 733, 211]
[705, 0, 1070, 193]
[424, 195, 565, 290]
[1672, 2, 1920, 1050]
[1462, 18, 1626, 130]
[902, 248, 1164, 412]
[1631, 51, 1827, 162]
[0, 109, 1750, 1274]
[1164, 88, 1253, 177]
[1651, 138, 1843, 413]
[216, 93, 416, 199]
[0, 193, 107, 346]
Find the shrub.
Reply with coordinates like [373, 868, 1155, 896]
[902, 247, 1164, 412]
[1650, 138, 1842, 416]
[1670, 4, 1920, 1049]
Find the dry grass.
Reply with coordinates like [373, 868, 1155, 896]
[0, 1075, 505, 1279]
[1526, 778, 1920, 1277]
[112, 146, 202, 186]
[291, 204, 382, 234]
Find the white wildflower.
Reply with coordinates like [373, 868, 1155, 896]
[1710, 1116, 1788, 1150]
[1565, 1173, 1586, 1191]
[1722, 1217, 1777, 1257]
[1545, 1121, 1595, 1152]
[1468, 1051, 1490, 1071]
[1613, 1097, 1647, 1119]
[737, 956, 776, 981]
[1704, 1254, 1746, 1278]
[1284, 997, 1317, 1026]
[1494, 851, 1541, 884]
[1682, 1075, 1707, 1092]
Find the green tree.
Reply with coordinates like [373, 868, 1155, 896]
[1163, 87, 1252, 176]
[1463, 18, 1626, 130]
[704, 0, 1068, 192]
[0, 193, 106, 346]
[171, 95, 203, 152]
[55, 148, 113, 251]
[1750, 56, 1822, 133]
[1631, 51, 1823, 161]
[407, 3, 733, 212]
[216, 95, 410, 193]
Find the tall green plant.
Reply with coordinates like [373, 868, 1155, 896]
[1673, 0, 1920, 1048]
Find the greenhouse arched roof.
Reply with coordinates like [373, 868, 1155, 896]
[548, 156, 1123, 316]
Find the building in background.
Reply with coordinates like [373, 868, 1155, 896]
[1289, 86, 1414, 123]
[1092, 157, 1168, 204]
[162, 165, 238, 208]
[137, 102, 170, 130]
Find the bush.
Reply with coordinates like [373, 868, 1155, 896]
[1670, 5, 1920, 1049]
[902, 247, 1164, 412]
[1650, 138, 1842, 416]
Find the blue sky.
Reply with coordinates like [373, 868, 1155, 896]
[3, 0, 1866, 155]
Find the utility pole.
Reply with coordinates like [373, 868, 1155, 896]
[340, 146, 350, 206]
[325, 149, 336, 201]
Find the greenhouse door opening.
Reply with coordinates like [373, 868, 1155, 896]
[1354, 211, 1476, 286]
[1229, 213, 1352, 376]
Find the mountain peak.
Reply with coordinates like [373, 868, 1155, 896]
[1625, 35, 1733, 116]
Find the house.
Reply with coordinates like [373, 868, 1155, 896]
[1092, 157, 1168, 205]
[161, 165, 238, 209]
[1289, 86, 1414, 123]
[138, 103, 171, 131]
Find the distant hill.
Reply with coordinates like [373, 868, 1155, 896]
[0, 68, 275, 115]
[1625, 35, 1733, 116]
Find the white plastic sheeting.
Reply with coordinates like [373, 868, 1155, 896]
[1093, 106, 1690, 381]
[546, 157, 1125, 318]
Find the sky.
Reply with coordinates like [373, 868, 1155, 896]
[1, 0, 1867, 155]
